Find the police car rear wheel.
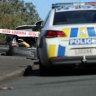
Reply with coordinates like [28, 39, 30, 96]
[39, 61, 51, 76]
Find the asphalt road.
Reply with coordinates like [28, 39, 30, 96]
[1, 64, 96, 96]
[0, 56, 34, 83]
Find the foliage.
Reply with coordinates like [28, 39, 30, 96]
[0, 34, 6, 41]
[0, 0, 41, 29]
[0, 0, 41, 40]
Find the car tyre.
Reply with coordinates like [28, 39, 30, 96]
[39, 61, 51, 76]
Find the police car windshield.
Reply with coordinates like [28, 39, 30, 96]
[53, 10, 96, 25]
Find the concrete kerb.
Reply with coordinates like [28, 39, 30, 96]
[0, 68, 25, 83]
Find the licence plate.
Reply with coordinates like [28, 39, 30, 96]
[75, 49, 92, 55]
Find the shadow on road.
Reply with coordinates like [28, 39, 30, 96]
[23, 65, 39, 76]
[23, 62, 96, 77]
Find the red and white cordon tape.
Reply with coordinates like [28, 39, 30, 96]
[0, 29, 40, 37]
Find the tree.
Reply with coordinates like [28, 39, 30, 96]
[0, 0, 41, 40]
[0, 0, 41, 29]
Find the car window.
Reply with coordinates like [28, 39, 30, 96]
[16, 27, 33, 31]
[53, 10, 96, 25]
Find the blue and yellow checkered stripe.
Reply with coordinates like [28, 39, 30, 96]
[48, 45, 66, 58]
[48, 27, 96, 57]
[62, 27, 96, 38]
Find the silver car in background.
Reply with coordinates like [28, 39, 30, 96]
[7, 25, 40, 59]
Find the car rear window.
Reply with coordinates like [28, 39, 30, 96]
[53, 10, 96, 25]
[16, 28, 33, 31]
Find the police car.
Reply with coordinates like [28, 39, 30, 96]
[38, 3, 96, 74]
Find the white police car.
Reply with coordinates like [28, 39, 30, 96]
[38, 3, 96, 74]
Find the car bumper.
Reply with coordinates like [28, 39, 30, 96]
[49, 56, 96, 65]
[10, 47, 37, 59]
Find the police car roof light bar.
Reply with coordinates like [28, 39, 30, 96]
[52, 3, 73, 9]
[52, 2, 96, 9]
